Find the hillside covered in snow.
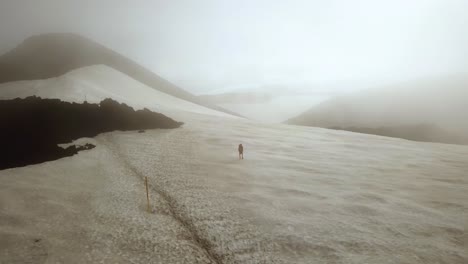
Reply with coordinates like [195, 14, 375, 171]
[1, 66, 467, 263]
[0, 33, 239, 116]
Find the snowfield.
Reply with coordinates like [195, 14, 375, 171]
[1, 66, 467, 263]
[0, 65, 234, 120]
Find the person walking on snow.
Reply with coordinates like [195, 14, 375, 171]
[238, 144, 244, 160]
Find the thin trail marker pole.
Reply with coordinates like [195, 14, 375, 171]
[145, 176, 150, 213]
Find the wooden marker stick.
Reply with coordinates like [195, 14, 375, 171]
[145, 176, 150, 213]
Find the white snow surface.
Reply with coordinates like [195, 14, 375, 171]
[0, 65, 234, 120]
[1, 66, 467, 263]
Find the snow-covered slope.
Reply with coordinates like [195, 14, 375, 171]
[0, 65, 235, 120]
[116, 115, 468, 264]
[0, 67, 467, 263]
[0, 33, 240, 117]
[2, 113, 467, 263]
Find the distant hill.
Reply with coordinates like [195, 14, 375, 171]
[198, 91, 274, 104]
[0, 65, 235, 120]
[329, 124, 467, 145]
[0, 33, 239, 117]
[198, 88, 329, 123]
[287, 76, 468, 144]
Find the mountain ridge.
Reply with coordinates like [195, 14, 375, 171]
[0, 33, 241, 117]
[287, 76, 468, 144]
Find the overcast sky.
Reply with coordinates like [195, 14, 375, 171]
[1, 0, 467, 94]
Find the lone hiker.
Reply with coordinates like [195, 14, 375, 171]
[238, 144, 244, 160]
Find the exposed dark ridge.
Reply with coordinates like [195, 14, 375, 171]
[328, 124, 468, 145]
[286, 75, 468, 145]
[287, 119, 468, 145]
[0, 96, 183, 170]
[0, 33, 241, 117]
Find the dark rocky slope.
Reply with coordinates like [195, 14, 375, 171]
[0, 96, 183, 170]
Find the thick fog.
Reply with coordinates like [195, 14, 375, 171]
[1, 0, 467, 97]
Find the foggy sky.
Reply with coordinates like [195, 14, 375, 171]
[1, 0, 467, 95]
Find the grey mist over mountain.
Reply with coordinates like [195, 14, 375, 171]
[0, 33, 240, 116]
[1, 0, 467, 138]
[1, 0, 468, 95]
[287, 75, 468, 144]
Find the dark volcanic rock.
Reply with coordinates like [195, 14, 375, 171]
[0, 96, 183, 170]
